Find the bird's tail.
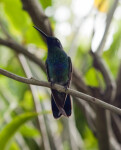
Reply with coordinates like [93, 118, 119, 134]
[51, 94, 72, 119]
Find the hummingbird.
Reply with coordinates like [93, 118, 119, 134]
[34, 26, 72, 119]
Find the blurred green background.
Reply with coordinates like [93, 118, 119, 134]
[0, 0, 121, 150]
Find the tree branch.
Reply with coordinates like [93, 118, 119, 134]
[91, 51, 116, 102]
[90, 0, 118, 101]
[0, 21, 12, 39]
[75, 97, 96, 136]
[0, 38, 46, 72]
[111, 114, 121, 143]
[89, 3, 118, 147]
[0, 68, 121, 116]
[116, 63, 121, 106]
[72, 68, 89, 93]
[21, 0, 53, 37]
[0, 36, 89, 94]
[96, 0, 118, 55]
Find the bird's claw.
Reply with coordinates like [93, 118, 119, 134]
[64, 85, 68, 93]
[50, 82, 54, 89]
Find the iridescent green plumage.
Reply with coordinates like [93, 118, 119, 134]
[34, 26, 72, 118]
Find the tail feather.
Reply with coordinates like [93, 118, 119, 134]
[58, 107, 67, 117]
[51, 95, 62, 119]
[52, 89, 66, 107]
[51, 94, 72, 118]
[64, 94, 72, 117]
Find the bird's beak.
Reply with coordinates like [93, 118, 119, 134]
[33, 26, 48, 39]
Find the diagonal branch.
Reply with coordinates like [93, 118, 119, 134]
[0, 37, 89, 93]
[91, 51, 116, 102]
[20, 0, 89, 94]
[0, 68, 121, 116]
[0, 38, 45, 72]
[90, 0, 118, 101]
[21, 0, 53, 37]
[96, 0, 118, 55]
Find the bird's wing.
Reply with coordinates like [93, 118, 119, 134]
[52, 56, 72, 109]
[46, 60, 66, 112]
[46, 58, 72, 113]
[66, 56, 72, 87]
[45, 60, 50, 82]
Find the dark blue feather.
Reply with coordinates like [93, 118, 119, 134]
[64, 95, 72, 116]
[51, 95, 62, 119]
[33, 26, 72, 118]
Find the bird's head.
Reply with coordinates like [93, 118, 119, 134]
[33, 26, 63, 49]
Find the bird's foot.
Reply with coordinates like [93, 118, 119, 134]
[64, 85, 68, 93]
[50, 82, 54, 89]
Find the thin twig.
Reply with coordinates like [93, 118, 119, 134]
[0, 68, 121, 116]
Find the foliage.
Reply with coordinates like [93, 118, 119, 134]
[0, 0, 121, 150]
[0, 112, 38, 150]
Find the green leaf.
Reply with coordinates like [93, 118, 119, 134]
[0, 0, 31, 31]
[39, 0, 52, 9]
[9, 142, 20, 150]
[0, 112, 38, 150]
[20, 125, 40, 137]
[85, 68, 99, 86]
[20, 90, 33, 111]
[84, 126, 98, 150]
